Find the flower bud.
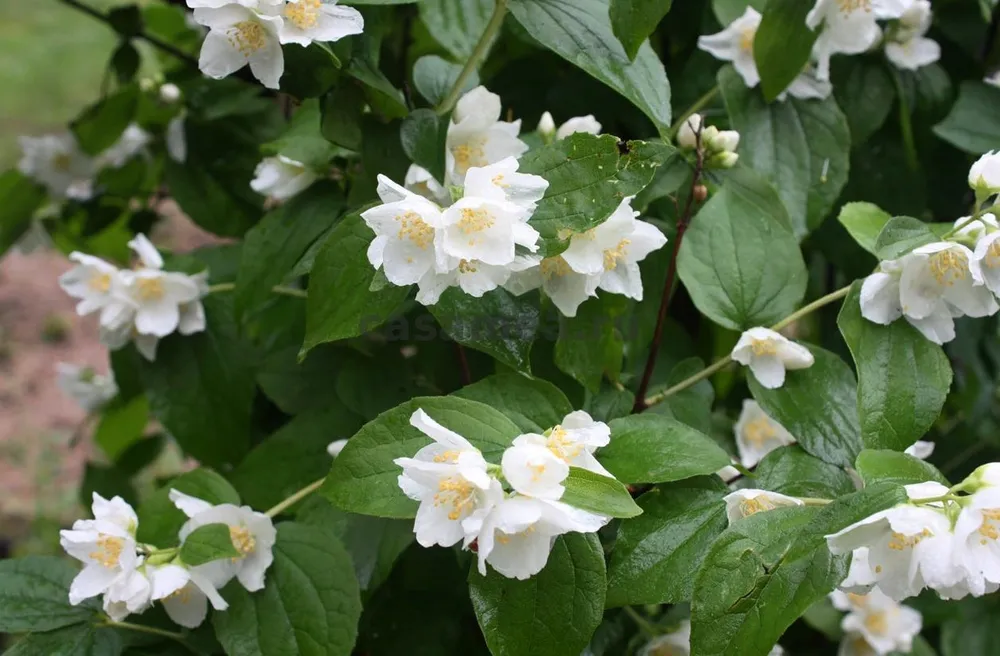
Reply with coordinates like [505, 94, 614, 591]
[693, 184, 708, 203]
[139, 77, 156, 92]
[959, 463, 1000, 492]
[709, 130, 741, 154]
[969, 151, 1000, 199]
[709, 151, 739, 169]
[677, 113, 704, 150]
[159, 83, 181, 104]
[537, 111, 556, 139]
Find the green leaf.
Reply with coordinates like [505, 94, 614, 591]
[941, 596, 1000, 656]
[234, 182, 343, 320]
[597, 414, 732, 485]
[753, 0, 818, 101]
[71, 88, 138, 155]
[136, 468, 241, 546]
[712, 0, 765, 24]
[213, 523, 362, 656]
[555, 295, 625, 393]
[3, 623, 122, 656]
[230, 405, 365, 512]
[0, 171, 47, 257]
[838, 283, 952, 451]
[282, 44, 341, 99]
[140, 296, 256, 468]
[748, 345, 863, 468]
[109, 42, 140, 84]
[584, 387, 635, 423]
[107, 5, 142, 37]
[324, 396, 521, 517]
[754, 446, 856, 499]
[420, 0, 497, 60]
[507, 0, 672, 132]
[690, 506, 839, 656]
[469, 533, 606, 656]
[650, 357, 716, 435]
[180, 523, 242, 566]
[93, 394, 149, 461]
[676, 178, 807, 330]
[303, 210, 411, 353]
[832, 56, 896, 146]
[0, 556, 99, 632]
[400, 109, 450, 184]
[412, 55, 480, 106]
[321, 83, 366, 151]
[855, 449, 950, 487]
[453, 373, 574, 433]
[261, 100, 338, 169]
[933, 81, 1000, 154]
[609, 0, 673, 61]
[837, 202, 893, 256]
[429, 287, 539, 373]
[561, 467, 643, 518]
[519, 135, 671, 256]
[719, 65, 851, 236]
[80, 463, 137, 510]
[873, 216, 939, 260]
[257, 344, 347, 415]
[606, 477, 729, 607]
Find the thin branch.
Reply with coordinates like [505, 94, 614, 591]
[207, 282, 307, 299]
[435, 0, 508, 115]
[98, 620, 185, 641]
[265, 478, 325, 518]
[455, 342, 472, 386]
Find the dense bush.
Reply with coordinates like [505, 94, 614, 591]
[2, 0, 1000, 654]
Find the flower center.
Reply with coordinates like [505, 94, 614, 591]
[928, 249, 968, 286]
[985, 241, 1000, 269]
[742, 416, 776, 446]
[978, 508, 1000, 545]
[458, 259, 479, 274]
[230, 525, 256, 557]
[396, 211, 434, 249]
[529, 462, 548, 481]
[540, 256, 571, 279]
[847, 592, 869, 607]
[603, 239, 631, 271]
[228, 20, 267, 57]
[284, 0, 322, 30]
[887, 528, 932, 550]
[750, 339, 777, 356]
[452, 140, 487, 175]
[89, 272, 111, 293]
[546, 426, 583, 461]
[52, 153, 73, 172]
[863, 610, 889, 635]
[167, 584, 194, 603]
[89, 534, 125, 568]
[491, 174, 510, 188]
[458, 208, 495, 236]
[433, 450, 461, 463]
[739, 27, 756, 53]
[837, 0, 872, 14]
[136, 277, 165, 301]
[740, 496, 775, 517]
[434, 477, 476, 521]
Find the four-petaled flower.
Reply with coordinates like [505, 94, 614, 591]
[731, 327, 815, 389]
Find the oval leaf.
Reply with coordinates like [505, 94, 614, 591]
[453, 373, 574, 433]
[855, 449, 950, 487]
[180, 523, 241, 567]
[0, 556, 99, 633]
[561, 467, 643, 519]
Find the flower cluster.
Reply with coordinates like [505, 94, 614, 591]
[676, 113, 740, 169]
[860, 153, 1000, 345]
[56, 363, 118, 413]
[826, 466, 1000, 602]
[18, 124, 150, 201]
[830, 588, 923, 656]
[188, 0, 364, 89]
[394, 408, 615, 580]
[60, 491, 275, 628]
[700, 0, 940, 101]
[59, 234, 209, 362]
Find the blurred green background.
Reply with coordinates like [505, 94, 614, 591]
[0, 0, 129, 169]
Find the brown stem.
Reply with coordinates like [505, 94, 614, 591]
[455, 343, 472, 387]
[633, 135, 707, 412]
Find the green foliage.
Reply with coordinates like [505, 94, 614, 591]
[180, 523, 242, 566]
[0, 557, 100, 633]
[752, 0, 818, 101]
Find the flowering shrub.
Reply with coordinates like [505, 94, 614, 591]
[2, 0, 1000, 655]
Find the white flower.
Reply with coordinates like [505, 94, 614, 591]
[807, 0, 908, 80]
[159, 83, 182, 103]
[117, 237, 204, 338]
[149, 563, 228, 629]
[56, 363, 117, 412]
[781, 64, 834, 101]
[698, 7, 762, 89]
[362, 174, 446, 288]
[885, 0, 940, 71]
[327, 439, 348, 457]
[511, 411, 612, 476]
[166, 115, 187, 164]
[537, 111, 557, 138]
[98, 124, 151, 168]
[504, 254, 601, 317]
[826, 484, 963, 600]
[733, 399, 796, 468]
[59, 253, 122, 318]
[415, 258, 520, 305]
[724, 489, 804, 524]
[394, 409, 498, 548]
[446, 86, 528, 185]
[954, 212, 998, 242]
[171, 490, 277, 592]
[969, 151, 1000, 197]
[501, 442, 570, 500]
[462, 157, 549, 214]
[405, 164, 449, 205]
[731, 327, 814, 389]
[472, 494, 608, 580]
[986, 71, 1000, 89]
[837, 587, 923, 655]
[274, 0, 363, 47]
[677, 113, 704, 150]
[18, 133, 95, 199]
[193, 5, 284, 89]
[860, 259, 957, 345]
[102, 565, 151, 622]
[900, 242, 998, 323]
[555, 115, 602, 140]
[951, 486, 1000, 597]
[717, 464, 742, 482]
[839, 547, 877, 594]
[904, 441, 935, 460]
[250, 155, 318, 200]
[638, 620, 691, 656]
[59, 493, 139, 606]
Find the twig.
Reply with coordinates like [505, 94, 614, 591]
[455, 343, 472, 386]
[98, 620, 185, 641]
[265, 478, 325, 518]
[435, 0, 508, 115]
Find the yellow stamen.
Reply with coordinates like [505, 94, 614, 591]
[433, 477, 475, 521]
[458, 208, 495, 235]
[228, 21, 267, 57]
[546, 426, 584, 461]
[230, 525, 256, 557]
[602, 239, 631, 271]
[742, 416, 776, 446]
[928, 249, 968, 286]
[864, 610, 888, 635]
[985, 241, 1000, 269]
[433, 450, 461, 463]
[52, 153, 73, 172]
[396, 211, 434, 249]
[739, 496, 775, 517]
[88, 534, 125, 568]
[887, 529, 932, 551]
[739, 28, 755, 53]
[750, 339, 777, 356]
[978, 508, 1000, 545]
[452, 140, 487, 174]
[135, 277, 165, 302]
[89, 272, 111, 293]
[838, 0, 872, 13]
[458, 259, 478, 274]
[284, 0, 322, 30]
[540, 256, 571, 279]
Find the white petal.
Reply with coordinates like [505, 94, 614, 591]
[169, 489, 214, 517]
